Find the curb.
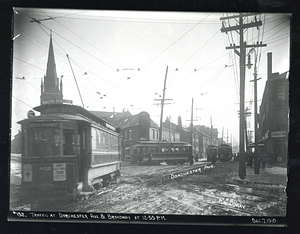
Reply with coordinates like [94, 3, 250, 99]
[233, 178, 286, 188]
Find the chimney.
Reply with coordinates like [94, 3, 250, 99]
[178, 116, 182, 128]
[267, 52, 272, 80]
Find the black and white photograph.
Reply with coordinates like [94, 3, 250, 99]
[9, 8, 290, 226]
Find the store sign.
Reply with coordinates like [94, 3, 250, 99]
[53, 163, 66, 181]
[271, 131, 286, 138]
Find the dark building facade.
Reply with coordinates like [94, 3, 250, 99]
[176, 116, 219, 159]
[258, 52, 289, 163]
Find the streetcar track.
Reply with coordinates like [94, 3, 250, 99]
[163, 189, 255, 215]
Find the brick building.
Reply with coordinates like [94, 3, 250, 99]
[258, 52, 289, 163]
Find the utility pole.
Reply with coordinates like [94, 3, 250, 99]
[210, 116, 213, 145]
[154, 66, 171, 141]
[220, 13, 266, 179]
[250, 50, 262, 174]
[167, 115, 172, 142]
[227, 129, 229, 144]
[191, 98, 194, 150]
[222, 127, 224, 143]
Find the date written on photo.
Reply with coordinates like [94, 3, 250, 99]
[251, 218, 279, 224]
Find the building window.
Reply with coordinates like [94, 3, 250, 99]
[140, 128, 147, 140]
[124, 130, 128, 141]
[129, 129, 132, 140]
[278, 85, 285, 100]
[151, 129, 156, 140]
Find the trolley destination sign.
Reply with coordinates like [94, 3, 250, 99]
[29, 122, 59, 128]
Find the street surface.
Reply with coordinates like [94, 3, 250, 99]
[10, 154, 286, 216]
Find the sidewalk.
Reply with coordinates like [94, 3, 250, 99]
[232, 163, 287, 188]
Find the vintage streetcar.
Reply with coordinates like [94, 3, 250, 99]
[127, 141, 193, 165]
[206, 145, 218, 163]
[218, 143, 233, 161]
[18, 103, 122, 195]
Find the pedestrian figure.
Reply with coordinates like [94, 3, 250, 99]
[139, 153, 143, 165]
[148, 153, 153, 166]
[189, 154, 194, 165]
[260, 154, 267, 169]
[211, 153, 217, 166]
[247, 153, 254, 167]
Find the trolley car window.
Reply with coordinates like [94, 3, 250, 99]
[28, 128, 60, 157]
[150, 147, 156, 153]
[63, 129, 75, 155]
[155, 147, 159, 153]
[160, 147, 169, 153]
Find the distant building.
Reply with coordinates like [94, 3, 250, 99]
[11, 130, 22, 154]
[175, 116, 219, 159]
[193, 125, 218, 158]
[91, 108, 132, 128]
[258, 52, 289, 163]
[92, 110, 160, 158]
[40, 33, 63, 105]
[162, 117, 180, 142]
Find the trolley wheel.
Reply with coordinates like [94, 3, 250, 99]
[93, 182, 103, 190]
[103, 174, 114, 187]
[103, 178, 110, 187]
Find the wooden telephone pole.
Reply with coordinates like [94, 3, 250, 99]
[250, 49, 262, 174]
[154, 66, 172, 141]
[220, 13, 266, 179]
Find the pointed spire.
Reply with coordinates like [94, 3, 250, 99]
[40, 31, 63, 104]
[60, 75, 63, 95]
[44, 31, 58, 93]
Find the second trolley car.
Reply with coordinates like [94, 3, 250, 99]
[128, 141, 193, 165]
[206, 145, 218, 163]
[218, 144, 233, 161]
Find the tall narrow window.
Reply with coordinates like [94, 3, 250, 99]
[129, 129, 132, 140]
[63, 129, 75, 155]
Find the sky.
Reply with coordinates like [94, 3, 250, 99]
[11, 8, 291, 145]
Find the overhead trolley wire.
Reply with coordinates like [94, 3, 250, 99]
[12, 96, 35, 109]
[136, 13, 212, 75]
[37, 22, 119, 73]
[52, 18, 124, 67]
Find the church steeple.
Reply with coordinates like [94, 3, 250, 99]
[40, 31, 63, 105]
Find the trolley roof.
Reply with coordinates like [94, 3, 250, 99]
[18, 103, 120, 133]
[133, 141, 191, 147]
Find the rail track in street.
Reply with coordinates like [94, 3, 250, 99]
[10, 157, 286, 216]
